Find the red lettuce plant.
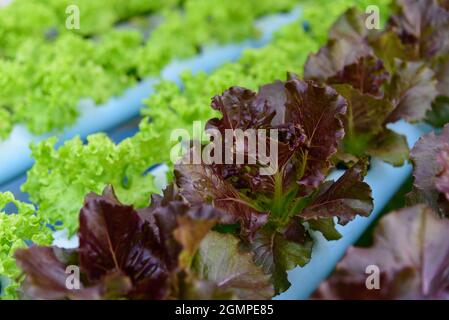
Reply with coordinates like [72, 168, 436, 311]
[174, 76, 374, 293]
[436, 146, 449, 201]
[408, 124, 449, 216]
[14, 186, 273, 300]
[303, 6, 443, 165]
[314, 125, 449, 300]
[383, 0, 449, 127]
[314, 204, 449, 299]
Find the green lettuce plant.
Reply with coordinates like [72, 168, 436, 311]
[0, 192, 52, 299]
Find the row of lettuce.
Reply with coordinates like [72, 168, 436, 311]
[2, 0, 449, 299]
[0, 0, 299, 138]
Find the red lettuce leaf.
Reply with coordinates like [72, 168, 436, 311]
[193, 231, 274, 299]
[176, 77, 348, 231]
[174, 159, 268, 237]
[14, 247, 121, 300]
[409, 124, 449, 216]
[304, 8, 409, 165]
[314, 205, 449, 299]
[206, 86, 276, 133]
[206, 78, 346, 190]
[328, 7, 374, 43]
[366, 128, 410, 166]
[331, 84, 408, 165]
[282, 79, 346, 187]
[300, 159, 373, 225]
[436, 55, 449, 97]
[327, 56, 389, 96]
[15, 185, 223, 300]
[387, 0, 449, 60]
[303, 39, 374, 89]
[250, 221, 313, 294]
[307, 4, 442, 128]
[384, 59, 439, 122]
[384, 0, 449, 119]
[436, 145, 449, 202]
[331, 85, 392, 137]
[306, 7, 388, 96]
[426, 96, 449, 128]
[327, 7, 411, 73]
[78, 186, 172, 293]
[138, 184, 222, 269]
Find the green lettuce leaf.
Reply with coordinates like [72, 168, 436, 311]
[22, 134, 160, 234]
